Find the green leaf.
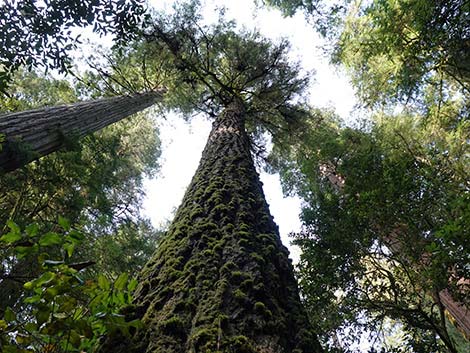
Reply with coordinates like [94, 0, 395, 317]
[25, 223, 39, 237]
[127, 278, 138, 292]
[52, 312, 68, 320]
[6, 220, 20, 234]
[58, 215, 70, 231]
[114, 272, 128, 291]
[36, 308, 50, 326]
[128, 319, 143, 329]
[66, 230, 84, 243]
[115, 292, 126, 305]
[89, 293, 105, 310]
[58, 296, 76, 313]
[15, 245, 37, 259]
[44, 286, 60, 299]
[64, 242, 75, 257]
[23, 282, 35, 291]
[24, 322, 37, 333]
[24, 296, 40, 305]
[98, 274, 110, 290]
[0, 231, 22, 244]
[4, 307, 16, 322]
[15, 334, 32, 345]
[39, 232, 62, 246]
[35, 271, 56, 287]
[69, 329, 81, 347]
[0, 319, 7, 330]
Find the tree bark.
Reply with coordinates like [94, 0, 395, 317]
[102, 99, 322, 352]
[0, 90, 164, 172]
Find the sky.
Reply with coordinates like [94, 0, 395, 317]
[141, 0, 357, 264]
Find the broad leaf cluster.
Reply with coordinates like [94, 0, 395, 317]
[0, 220, 141, 353]
[0, 0, 149, 94]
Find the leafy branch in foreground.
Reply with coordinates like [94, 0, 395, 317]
[0, 219, 141, 353]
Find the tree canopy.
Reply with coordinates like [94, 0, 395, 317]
[141, 1, 311, 135]
[0, 0, 149, 94]
[268, 0, 470, 106]
[270, 106, 469, 351]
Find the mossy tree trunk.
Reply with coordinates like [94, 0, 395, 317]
[0, 91, 163, 172]
[103, 99, 322, 352]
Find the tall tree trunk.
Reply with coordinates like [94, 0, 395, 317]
[103, 99, 322, 353]
[0, 91, 163, 172]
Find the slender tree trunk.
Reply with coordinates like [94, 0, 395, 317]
[384, 230, 470, 341]
[439, 290, 470, 340]
[102, 99, 322, 353]
[0, 91, 163, 172]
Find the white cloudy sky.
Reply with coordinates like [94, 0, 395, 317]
[141, 0, 357, 263]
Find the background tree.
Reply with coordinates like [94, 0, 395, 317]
[333, 0, 470, 107]
[266, 0, 470, 106]
[0, 1, 190, 327]
[262, 0, 349, 38]
[269, 102, 469, 352]
[0, 70, 162, 319]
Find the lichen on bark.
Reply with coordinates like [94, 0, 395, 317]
[100, 99, 321, 353]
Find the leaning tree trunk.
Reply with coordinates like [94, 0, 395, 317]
[0, 90, 164, 172]
[102, 99, 322, 353]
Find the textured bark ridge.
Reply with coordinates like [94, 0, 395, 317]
[0, 91, 163, 172]
[106, 99, 321, 352]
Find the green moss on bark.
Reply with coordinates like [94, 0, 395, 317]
[99, 101, 321, 353]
